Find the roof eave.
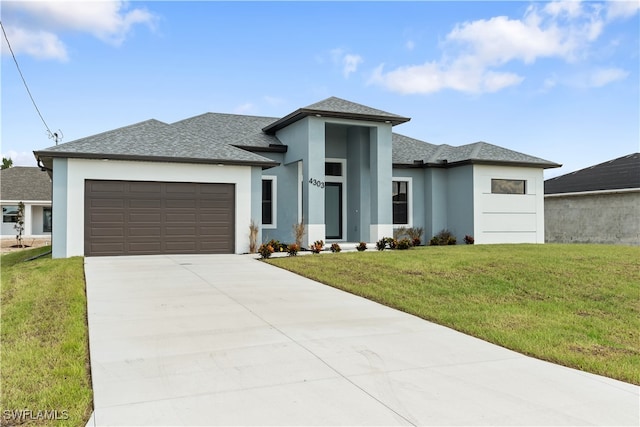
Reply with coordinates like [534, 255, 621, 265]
[33, 151, 280, 169]
[262, 108, 410, 134]
[393, 159, 562, 169]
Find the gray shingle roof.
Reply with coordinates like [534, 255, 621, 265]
[392, 138, 559, 169]
[1, 167, 52, 201]
[33, 97, 559, 170]
[262, 96, 410, 134]
[545, 153, 640, 194]
[35, 118, 278, 167]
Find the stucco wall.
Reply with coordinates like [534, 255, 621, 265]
[473, 165, 545, 244]
[545, 190, 640, 245]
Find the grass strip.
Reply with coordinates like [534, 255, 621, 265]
[268, 244, 640, 385]
[1, 247, 92, 426]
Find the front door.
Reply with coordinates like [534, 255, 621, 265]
[325, 182, 342, 239]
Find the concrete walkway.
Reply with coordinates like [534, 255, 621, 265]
[84, 254, 639, 426]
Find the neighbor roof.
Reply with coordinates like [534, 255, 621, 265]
[262, 96, 411, 134]
[0, 166, 52, 201]
[545, 153, 640, 194]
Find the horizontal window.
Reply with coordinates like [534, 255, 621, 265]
[325, 162, 343, 177]
[491, 179, 526, 195]
[2, 205, 18, 223]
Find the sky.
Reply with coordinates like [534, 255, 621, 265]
[1, 0, 639, 179]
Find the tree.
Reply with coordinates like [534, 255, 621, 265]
[15, 201, 25, 248]
[1, 157, 12, 170]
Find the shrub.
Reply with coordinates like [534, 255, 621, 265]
[430, 229, 457, 246]
[386, 237, 398, 250]
[266, 239, 286, 252]
[464, 235, 475, 245]
[310, 240, 324, 254]
[258, 243, 274, 259]
[287, 243, 300, 256]
[393, 226, 408, 240]
[407, 227, 424, 246]
[330, 243, 341, 253]
[356, 242, 367, 252]
[249, 221, 259, 253]
[293, 222, 305, 248]
[397, 238, 412, 250]
[376, 238, 387, 251]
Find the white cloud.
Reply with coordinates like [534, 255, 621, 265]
[342, 54, 363, 78]
[2, 0, 157, 61]
[330, 48, 363, 78]
[587, 67, 629, 87]
[2, 26, 68, 61]
[233, 103, 254, 114]
[370, 0, 629, 95]
[405, 40, 415, 51]
[606, 0, 640, 20]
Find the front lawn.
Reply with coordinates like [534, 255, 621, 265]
[1, 247, 92, 426]
[267, 244, 640, 385]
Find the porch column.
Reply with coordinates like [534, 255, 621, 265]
[369, 125, 393, 241]
[304, 117, 326, 247]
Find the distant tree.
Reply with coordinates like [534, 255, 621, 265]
[1, 157, 13, 170]
[15, 202, 25, 247]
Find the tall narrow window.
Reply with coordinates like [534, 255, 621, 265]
[392, 181, 408, 225]
[262, 179, 273, 226]
[43, 207, 52, 233]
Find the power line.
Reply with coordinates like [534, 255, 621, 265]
[1, 20, 62, 144]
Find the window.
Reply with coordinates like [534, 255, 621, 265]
[491, 179, 526, 194]
[392, 181, 408, 225]
[325, 162, 342, 177]
[43, 207, 52, 233]
[261, 177, 276, 227]
[2, 205, 18, 223]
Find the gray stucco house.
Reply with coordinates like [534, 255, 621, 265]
[34, 97, 560, 257]
[0, 166, 52, 239]
[545, 153, 639, 245]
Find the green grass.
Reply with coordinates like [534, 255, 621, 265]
[1, 247, 92, 426]
[268, 244, 640, 385]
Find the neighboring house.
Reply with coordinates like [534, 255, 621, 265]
[0, 166, 52, 239]
[34, 97, 560, 258]
[544, 153, 640, 246]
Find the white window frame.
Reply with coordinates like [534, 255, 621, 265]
[261, 176, 277, 229]
[325, 158, 347, 241]
[392, 177, 412, 227]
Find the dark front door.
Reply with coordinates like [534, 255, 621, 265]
[325, 182, 342, 239]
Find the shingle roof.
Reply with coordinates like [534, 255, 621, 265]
[33, 97, 559, 170]
[34, 118, 279, 167]
[0, 167, 52, 201]
[262, 96, 410, 134]
[392, 138, 560, 169]
[545, 153, 640, 194]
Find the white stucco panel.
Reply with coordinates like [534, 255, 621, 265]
[62, 159, 253, 257]
[473, 165, 545, 244]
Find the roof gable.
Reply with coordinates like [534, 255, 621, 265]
[262, 96, 410, 134]
[545, 153, 640, 194]
[0, 167, 52, 201]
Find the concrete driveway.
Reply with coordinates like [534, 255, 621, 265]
[84, 254, 639, 426]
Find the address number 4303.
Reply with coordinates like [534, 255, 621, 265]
[309, 178, 325, 188]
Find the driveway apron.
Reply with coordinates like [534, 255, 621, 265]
[84, 254, 639, 426]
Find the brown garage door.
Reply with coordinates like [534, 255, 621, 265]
[84, 180, 235, 256]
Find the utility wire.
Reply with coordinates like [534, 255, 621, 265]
[1, 20, 61, 143]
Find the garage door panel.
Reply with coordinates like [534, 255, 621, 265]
[85, 180, 235, 256]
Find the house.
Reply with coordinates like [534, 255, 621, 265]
[33, 97, 560, 258]
[544, 153, 640, 245]
[0, 166, 52, 240]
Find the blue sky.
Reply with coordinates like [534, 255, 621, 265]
[2, 1, 639, 178]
